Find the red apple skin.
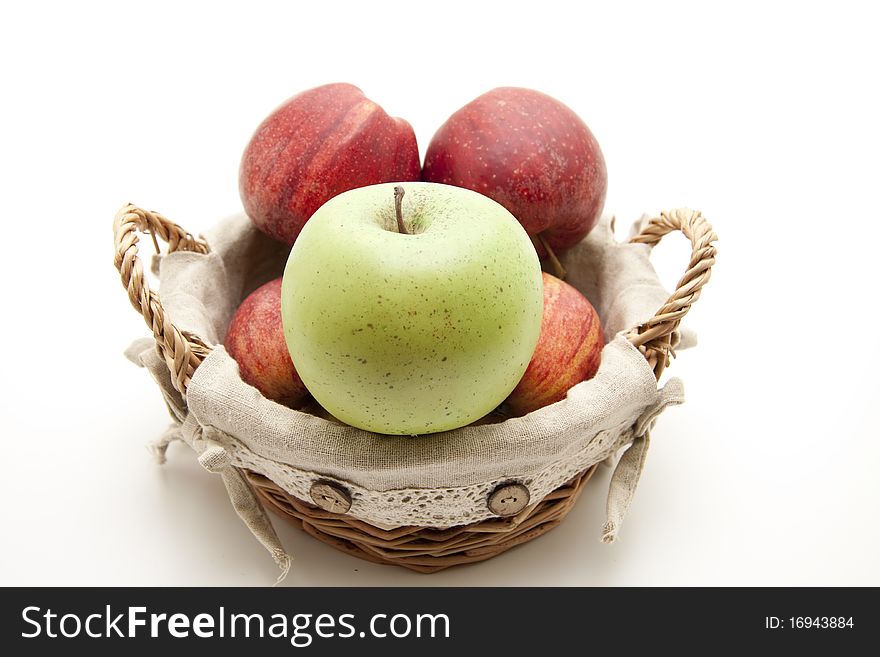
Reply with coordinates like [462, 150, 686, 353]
[505, 272, 604, 416]
[240, 83, 421, 245]
[422, 87, 606, 255]
[225, 278, 309, 407]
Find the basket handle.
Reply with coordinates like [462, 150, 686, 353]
[114, 202, 716, 388]
[113, 203, 212, 394]
[627, 208, 718, 379]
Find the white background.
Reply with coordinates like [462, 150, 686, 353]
[1, 0, 877, 586]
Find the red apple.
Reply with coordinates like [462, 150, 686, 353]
[422, 87, 606, 258]
[239, 83, 421, 245]
[505, 272, 604, 416]
[225, 278, 308, 407]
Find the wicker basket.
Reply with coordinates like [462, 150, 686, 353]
[113, 205, 716, 573]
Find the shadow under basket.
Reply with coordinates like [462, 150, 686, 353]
[113, 203, 717, 574]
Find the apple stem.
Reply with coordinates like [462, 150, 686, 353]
[393, 186, 409, 235]
[537, 232, 566, 279]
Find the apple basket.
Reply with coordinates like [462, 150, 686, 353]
[114, 204, 716, 578]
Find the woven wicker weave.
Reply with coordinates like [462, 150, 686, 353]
[113, 204, 716, 572]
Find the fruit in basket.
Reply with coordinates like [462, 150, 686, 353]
[422, 87, 606, 262]
[239, 83, 421, 245]
[281, 182, 543, 435]
[225, 278, 309, 407]
[504, 272, 604, 416]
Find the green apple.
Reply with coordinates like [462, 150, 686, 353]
[281, 182, 543, 435]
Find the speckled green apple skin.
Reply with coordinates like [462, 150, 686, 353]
[281, 182, 543, 435]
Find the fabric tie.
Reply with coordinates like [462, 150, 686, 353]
[603, 377, 684, 543]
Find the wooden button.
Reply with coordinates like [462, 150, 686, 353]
[488, 482, 530, 517]
[309, 481, 352, 514]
